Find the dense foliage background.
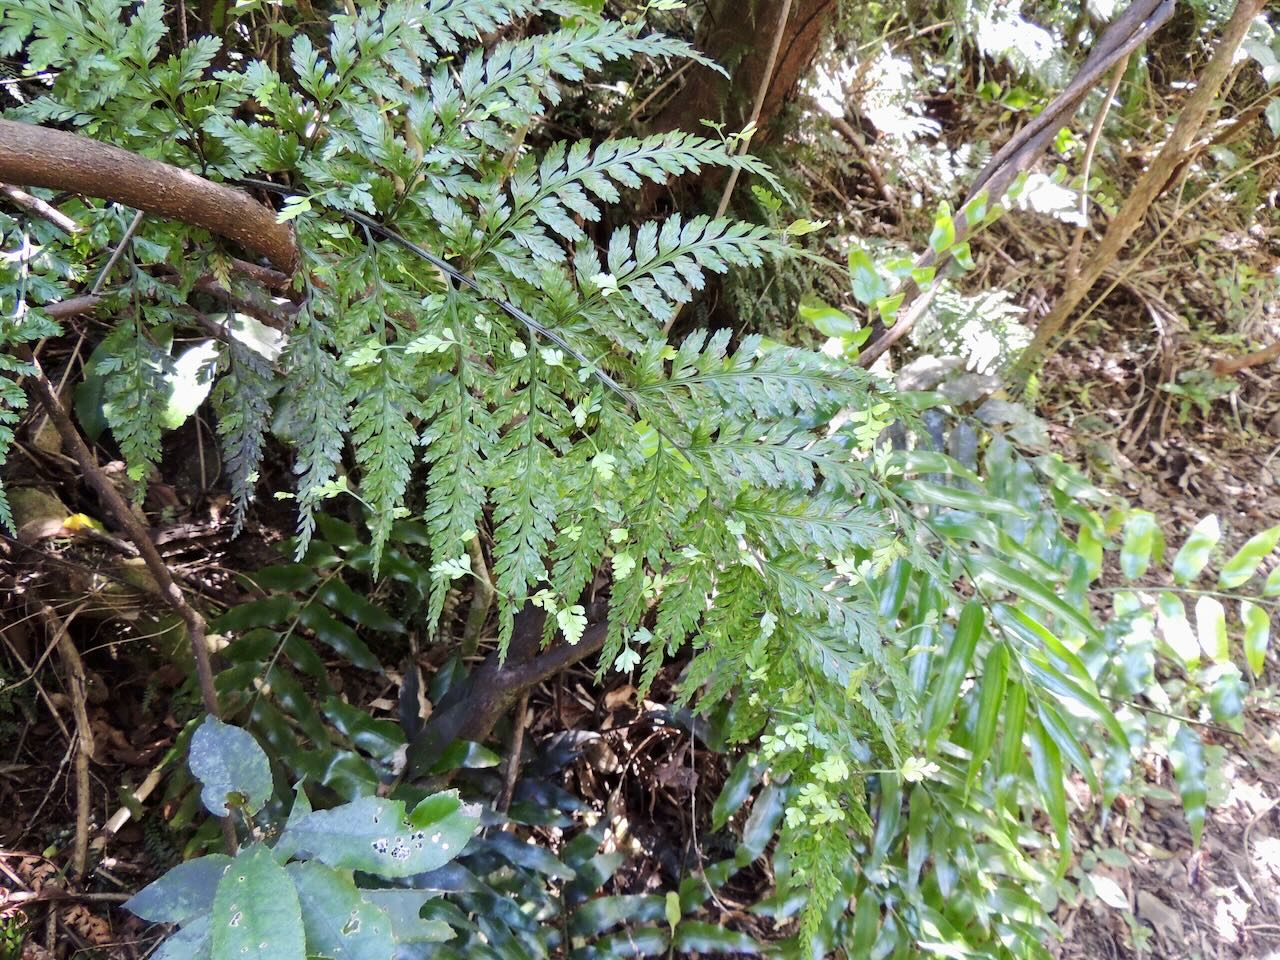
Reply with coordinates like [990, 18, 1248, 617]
[0, 0, 1278, 957]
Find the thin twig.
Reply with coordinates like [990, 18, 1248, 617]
[38, 605, 93, 878]
[1064, 58, 1127, 281]
[496, 691, 530, 816]
[0, 184, 83, 234]
[461, 535, 495, 658]
[90, 209, 144, 296]
[15, 347, 237, 853]
[712, 0, 794, 222]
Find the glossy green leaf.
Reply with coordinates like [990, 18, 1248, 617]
[322, 697, 405, 760]
[1218, 525, 1280, 588]
[125, 855, 233, 924]
[360, 890, 454, 943]
[211, 845, 305, 960]
[189, 717, 273, 817]
[1027, 719, 1070, 876]
[1172, 515, 1219, 585]
[896, 480, 1027, 517]
[286, 861, 398, 959]
[1156, 592, 1199, 668]
[1120, 510, 1162, 579]
[885, 450, 980, 484]
[924, 600, 984, 748]
[315, 580, 405, 633]
[1194, 595, 1228, 662]
[1169, 723, 1207, 846]
[797, 298, 855, 338]
[212, 595, 297, 632]
[974, 557, 1099, 641]
[569, 895, 666, 937]
[154, 915, 212, 960]
[906, 788, 933, 891]
[877, 557, 912, 620]
[1264, 566, 1280, 597]
[997, 679, 1027, 812]
[1242, 600, 1270, 678]
[712, 756, 761, 830]
[966, 643, 1008, 794]
[1037, 699, 1098, 795]
[1208, 664, 1246, 731]
[673, 921, 760, 954]
[850, 888, 881, 955]
[298, 606, 382, 671]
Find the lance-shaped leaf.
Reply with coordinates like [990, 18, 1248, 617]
[1169, 723, 1207, 847]
[1242, 600, 1270, 678]
[1218, 525, 1280, 588]
[1172, 515, 1219, 584]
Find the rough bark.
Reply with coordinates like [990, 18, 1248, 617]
[650, 0, 838, 141]
[0, 120, 298, 275]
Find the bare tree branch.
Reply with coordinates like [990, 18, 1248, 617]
[0, 120, 298, 275]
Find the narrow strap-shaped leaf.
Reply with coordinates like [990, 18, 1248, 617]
[896, 479, 1027, 517]
[1036, 699, 1098, 796]
[924, 599, 985, 748]
[1218, 525, 1280, 588]
[1027, 718, 1070, 877]
[1194, 595, 1228, 663]
[1169, 723, 1207, 847]
[997, 680, 1028, 812]
[973, 557, 1099, 641]
[965, 643, 1008, 796]
[1172, 515, 1219, 584]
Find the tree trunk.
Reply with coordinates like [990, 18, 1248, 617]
[649, 0, 838, 142]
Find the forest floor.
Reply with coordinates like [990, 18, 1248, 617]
[1044, 284, 1280, 960]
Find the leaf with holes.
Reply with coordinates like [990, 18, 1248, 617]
[279, 794, 479, 878]
[211, 845, 305, 960]
[286, 861, 398, 959]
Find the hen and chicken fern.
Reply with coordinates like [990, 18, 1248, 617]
[2, 0, 919, 937]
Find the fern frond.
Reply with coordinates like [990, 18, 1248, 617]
[346, 353, 417, 565]
[732, 489, 882, 555]
[283, 319, 348, 554]
[0, 360, 27, 532]
[96, 323, 167, 490]
[212, 342, 275, 534]
[638, 331, 874, 420]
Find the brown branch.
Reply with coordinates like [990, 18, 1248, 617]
[1, 183, 83, 234]
[857, 0, 1174, 369]
[1014, 0, 1267, 377]
[0, 120, 298, 275]
[1212, 341, 1280, 376]
[15, 346, 236, 851]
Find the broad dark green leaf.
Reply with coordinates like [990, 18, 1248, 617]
[211, 845, 305, 960]
[286, 861, 398, 959]
[711, 756, 761, 830]
[212, 595, 297, 632]
[316, 581, 405, 633]
[298, 606, 382, 671]
[279, 794, 478, 877]
[672, 922, 760, 954]
[569, 895, 666, 937]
